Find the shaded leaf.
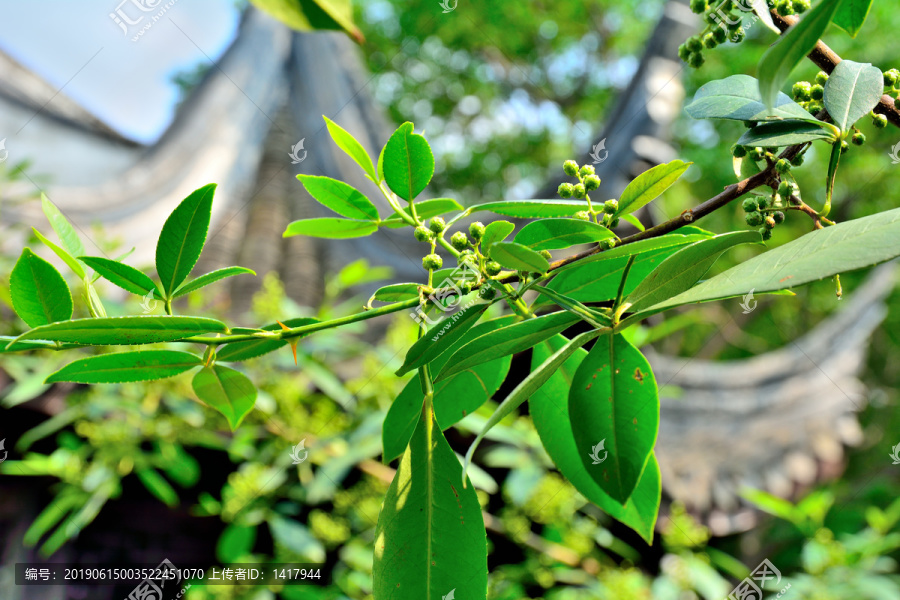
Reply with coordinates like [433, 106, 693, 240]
[436, 311, 580, 382]
[737, 119, 838, 147]
[395, 300, 490, 376]
[373, 408, 487, 600]
[646, 206, 900, 312]
[489, 242, 550, 273]
[569, 333, 659, 504]
[624, 231, 763, 312]
[192, 364, 257, 430]
[833, 0, 875, 37]
[823, 60, 883, 131]
[514, 219, 615, 251]
[530, 334, 660, 542]
[462, 328, 602, 484]
[10, 248, 73, 328]
[7, 316, 227, 348]
[79, 256, 157, 296]
[685, 75, 818, 122]
[46, 350, 202, 384]
[758, 0, 844, 110]
[383, 316, 515, 463]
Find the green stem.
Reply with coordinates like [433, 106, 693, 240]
[500, 283, 534, 319]
[185, 297, 421, 345]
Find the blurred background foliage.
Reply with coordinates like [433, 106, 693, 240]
[2, 0, 900, 598]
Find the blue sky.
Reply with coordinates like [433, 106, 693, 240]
[0, 0, 240, 143]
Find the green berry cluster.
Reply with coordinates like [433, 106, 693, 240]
[791, 72, 828, 114]
[741, 194, 785, 241]
[558, 159, 623, 232]
[774, 0, 811, 16]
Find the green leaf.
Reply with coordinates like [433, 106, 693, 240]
[615, 160, 691, 218]
[480, 220, 515, 254]
[371, 283, 420, 303]
[569, 333, 659, 504]
[685, 75, 819, 122]
[79, 256, 157, 297]
[737, 119, 839, 147]
[382, 198, 463, 228]
[192, 364, 257, 430]
[283, 218, 378, 239]
[395, 301, 490, 376]
[217, 317, 318, 362]
[544, 234, 711, 305]
[646, 206, 900, 312]
[462, 328, 602, 483]
[135, 467, 179, 507]
[468, 199, 587, 218]
[833, 0, 874, 37]
[46, 350, 202, 384]
[323, 115, 377, 180]
[0, 337, 84, 353]
[7, 316, 227, 348]
[10, 248, 73, 328]
[174, 267, 255, 298]
[383, 122, 434, 201]
[32, 228, 86, 279]
[383, 316, 516, 462]
[621, 214, 645, 232]
[373, 409, 487, 600]
[758, 0, 844, 110]
[436, 311, 580, 382]
[41, 194, 85, 259]
[296, 175, 379, 220]
[247, 0, 363, 42]
[514, 219, 615, 251]
[823, 60, 884, 132]
[624, 231, 763, 312]
[156, 183, 216, 297]
[217, 523, 257, 562]
[489, 242, 550, 273]
[530, 334, 660, 542]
